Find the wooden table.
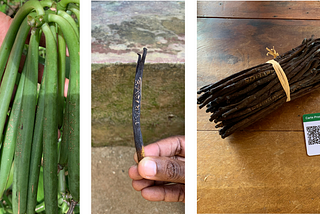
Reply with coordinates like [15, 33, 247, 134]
[197, 2, 320, 213]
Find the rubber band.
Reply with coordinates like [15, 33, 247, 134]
[266, 59, 291, 102]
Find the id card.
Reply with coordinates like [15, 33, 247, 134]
[303, 113, 320, 156]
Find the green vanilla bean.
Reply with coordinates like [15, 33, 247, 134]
[42, 22, 59, 214]
[0, 17, 30, 146]
[58, 169, 67, 213]
[67, 4, 80, 25]
[0, 131, 3, 150]
[57, 10, 79, 39]
[12, 64, 28, 214]
[46, 13, 80, 202]
[57, 0, 80, 11]
[1, 18, 30, 212]
[0, 52, 27, 200]
[49, 23, 57, 42]
[58, 168, 66, 194]
[60, 202, 69, 214]
[35, 201, 45, 213]
[57, 27, 66, 128]
[36, 167, 44, 204]
[0, 1, 44, 79]
[58, 101, 69, 168]
[17, 27, 40, 214]
[26, 62, 46, 213]
[40, 0, 54, 8]
[5, 161, 14, 190]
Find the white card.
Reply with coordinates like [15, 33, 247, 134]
[303, 113, 320, 156]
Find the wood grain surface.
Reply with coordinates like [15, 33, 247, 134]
[198, 1, 320, 20]
[197, 2, 320, 213]
[198, 131, 320, 213]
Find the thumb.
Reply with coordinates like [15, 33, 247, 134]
[138, 157, 185, 184]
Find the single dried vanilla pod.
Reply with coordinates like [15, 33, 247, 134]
[132, 48, 147, 162]
[198, 37, 320, 138]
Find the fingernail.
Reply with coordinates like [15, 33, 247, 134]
[142, 159, 157, 177]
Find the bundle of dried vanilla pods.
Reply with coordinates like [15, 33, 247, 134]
[197, 37, 320, 138]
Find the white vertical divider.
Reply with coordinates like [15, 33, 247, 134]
[80, 0, 91, 212]
[185, 0, 197, 213]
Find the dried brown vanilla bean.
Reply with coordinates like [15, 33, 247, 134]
[198, 38, 320, 138]
[132, 48, 147, 161]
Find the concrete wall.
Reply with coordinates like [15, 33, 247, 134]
[91, 1, 185, 63]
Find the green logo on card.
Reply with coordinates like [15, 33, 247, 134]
[303, 113, 320, 122]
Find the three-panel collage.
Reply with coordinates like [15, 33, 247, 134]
[0, 0, 319, 213]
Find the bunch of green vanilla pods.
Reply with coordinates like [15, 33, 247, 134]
[0, 0, 79, 213]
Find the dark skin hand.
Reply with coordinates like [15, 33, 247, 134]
[128, 135, 185, 202]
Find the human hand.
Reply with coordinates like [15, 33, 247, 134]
[0, 13, 12, 45]
[128, 135, 185, 202]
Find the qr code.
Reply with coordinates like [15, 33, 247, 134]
[306, 126, 320, 145]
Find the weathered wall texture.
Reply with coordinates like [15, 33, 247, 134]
[92, 64, 185, 147]
[91, 1, 185, 63]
